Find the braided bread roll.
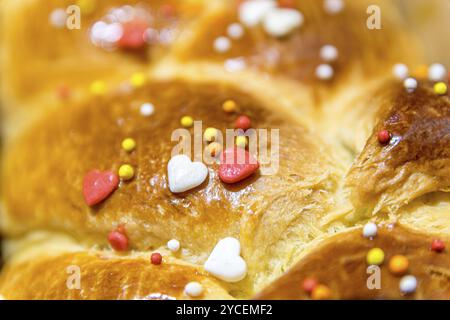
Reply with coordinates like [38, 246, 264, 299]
[0, 0, 449, 300]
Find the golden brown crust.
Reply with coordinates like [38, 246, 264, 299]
[1, 79, 341, 296]
[0, 0, 205, 123]
[0, 251, 232, 300]
[255, 225, 450, 300]
[177, 0, 418, 85]
[1, 0, 449, 301]
[347, 82, 450, 215]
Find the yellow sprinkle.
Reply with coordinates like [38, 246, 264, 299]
[434, 82, 447, 95]
[222, 100, 238, 113]
[235, 136, 247, 148]
[206, 142, 223, 157]
[118, 164, 134, 180]
[203, 127, 218, 142]
[180, 116, 194, 128]
[366, 248, 385, 266]
[76, 0, 97, 15]
[130, 72, 146, 88]
[311, 285, 332, 300]
[121, 138, 136, 152]
[90, 80, 107, 96]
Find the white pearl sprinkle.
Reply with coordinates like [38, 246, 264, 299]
[428, 63, 447, 82]
[167, 239, 180, 252]
[224, 58, 247, 72]
[238, 0, 276, 27]
[90, 21, 123, 48]
[323, 0, 345, 14]
[90, 21, 107, 45]
[49, 8, 67, 28]
[399, 275, 417, 294]
[315, 64, 334, 80]
[213, 36, 231, 53]
[227, 23, 244, 40]
[363, 222, 378, 238]
[102, 22, 124, 43]
[392, 63, 409, 80]
[403, 77, 418, 92]
[140, 103, 154, 116]
[184, 282, 203, 297]
[320, 45, 338, 62]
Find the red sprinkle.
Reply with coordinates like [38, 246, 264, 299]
[278, 0, 296, 8]
[302, 277, 318, 293]
[83, 170, 119, 206]
[219, 147, 259, 184]
[151, 252, 163, 265]
[118, 19, 149, 49]
[235, 115, 251, 131]
[56, 84, 70, 100]
[160, 4, 177, 18]
[108, 230, 129, 251]
[431, 239, 445, 253]
[377, 129, 391, 144]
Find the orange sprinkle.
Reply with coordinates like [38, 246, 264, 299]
[311, 284, 332, 300]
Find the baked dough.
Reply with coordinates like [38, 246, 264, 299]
[0, 0, 448, 300]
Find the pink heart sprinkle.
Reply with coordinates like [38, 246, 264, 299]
[219, 147, 259, 184]
[83, 170, 119, 206]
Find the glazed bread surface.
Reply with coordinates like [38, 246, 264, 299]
[0, 0, 449, 300]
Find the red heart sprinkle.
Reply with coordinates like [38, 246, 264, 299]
[118, 20, 149, 49]
[83, 170, 119, 206]
[219, 147, 259, 183]
[108, 230, 129, 251]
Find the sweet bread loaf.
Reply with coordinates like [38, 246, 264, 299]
[0, 0, 449, 300]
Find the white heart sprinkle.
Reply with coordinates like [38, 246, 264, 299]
[263, 8, 303, 37]
[167, 155, 208, 193]
[204, 237, 247, 283]
[239, 0, 276, 27]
